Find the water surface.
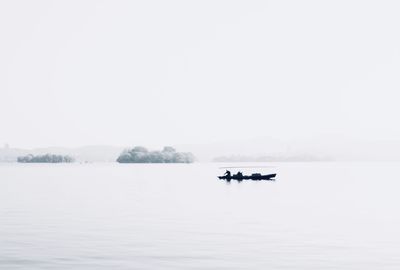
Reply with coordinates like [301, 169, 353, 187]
[1, 162, 400, 269]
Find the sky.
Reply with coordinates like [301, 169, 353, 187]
[1, 0, 399, 148]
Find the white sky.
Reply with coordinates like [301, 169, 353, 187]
[1, 0, 399, 148]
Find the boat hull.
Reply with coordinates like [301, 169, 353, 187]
[218, 173, 276, 181]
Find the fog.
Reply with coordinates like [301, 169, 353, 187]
[1, 1, 399, 152]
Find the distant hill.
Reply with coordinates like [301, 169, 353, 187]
[0, 146, 28, 162]
[0, 145, 124, 162]
[3, 137, 400, 163]
[176, 137, 400, 162]
[213, 154, 331, 162]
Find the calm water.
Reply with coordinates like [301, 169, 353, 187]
[1, 162, 400, 269]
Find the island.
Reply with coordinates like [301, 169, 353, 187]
[17, 154, 75, 163]
[116, 146, 195, 163]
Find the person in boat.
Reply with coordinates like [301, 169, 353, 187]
[224, 170, 231, 177]
[235, 171, 243, 178]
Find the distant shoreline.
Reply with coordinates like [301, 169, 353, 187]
[212, 155, 333, 162]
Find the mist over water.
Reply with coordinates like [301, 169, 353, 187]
[2, 1, 400, 269]
[1, 162, 400, 269]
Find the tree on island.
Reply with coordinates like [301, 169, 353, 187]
[17, 154, 75, 163]
[116, 146, 194, 163]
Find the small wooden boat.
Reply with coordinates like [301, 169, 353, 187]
[218, 173, 276, 181]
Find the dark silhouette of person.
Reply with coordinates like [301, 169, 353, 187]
[224, 170, 231, 177]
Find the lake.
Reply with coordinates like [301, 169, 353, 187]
[1, 162, 400, 269]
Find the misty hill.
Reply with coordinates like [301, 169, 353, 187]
[3, 136, 400, 163]
[177, 136, 400, 162]
[213, 154, 331, 162]
[0, 145, 124, 162]
[117, 146, 195, 163]
[17, 154, 74, 163]
[176, 137, 331, 162]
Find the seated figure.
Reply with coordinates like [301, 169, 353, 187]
[235, 171, 243, 178]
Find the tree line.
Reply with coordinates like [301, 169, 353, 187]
[17, 154, 75, 163]
[16, 147, 195, 163]
[116, 146, 194, 163]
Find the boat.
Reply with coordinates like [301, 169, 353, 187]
[218, 173, 276, 181]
